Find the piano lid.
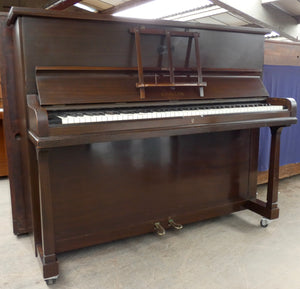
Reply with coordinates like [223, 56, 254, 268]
[6, 7, 271, 36]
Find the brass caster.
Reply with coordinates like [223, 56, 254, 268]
[168, 218, 183, 230]
[154, 222, 166, 236]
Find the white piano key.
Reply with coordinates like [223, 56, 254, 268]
[90, 116, 97, 122]
[53, 104, 285, 125]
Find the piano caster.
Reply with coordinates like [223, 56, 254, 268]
[168, 218, 183, 230]
[260, 217, 270, 228]
[154, 222, 166, 236]
[45, 277, 58, 285]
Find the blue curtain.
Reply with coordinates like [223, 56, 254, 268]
[258, 65, 300, 171]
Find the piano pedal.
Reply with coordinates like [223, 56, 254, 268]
[168, 218, 183, 230]
[154, 222, 166, 236]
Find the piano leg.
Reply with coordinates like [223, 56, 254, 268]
[266, 127, 283, 217]
[245, 126, 282, 222]
[35, 149, 59, 281]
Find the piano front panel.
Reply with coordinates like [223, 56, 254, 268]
[35, 67, 269, 105]
[47, 130, 257, 253]
[19, 16, 266, 96]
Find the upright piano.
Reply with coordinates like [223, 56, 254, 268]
[1, 7, 297, 284]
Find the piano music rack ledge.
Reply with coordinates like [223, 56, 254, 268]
[130, 28, 207, 99]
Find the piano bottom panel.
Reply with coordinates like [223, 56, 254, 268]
[39, 129, 258, 253]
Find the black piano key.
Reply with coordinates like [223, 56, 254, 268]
[49, 115, 62, 125]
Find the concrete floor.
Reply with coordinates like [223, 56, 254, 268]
[0, 176, 300, 289]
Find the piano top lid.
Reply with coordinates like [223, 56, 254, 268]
[7, 6, 271, 35]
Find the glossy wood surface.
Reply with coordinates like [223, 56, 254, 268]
[3, 9, 297, 282]
[0, 70, 8, 176]
[264, 40, 300, 66]
[0, 96, 8, 177]
[18, 15, 266, 95]
[35, 130, 256, 253]
[0, 14, 32, 233]
[35, 67, 268, 105]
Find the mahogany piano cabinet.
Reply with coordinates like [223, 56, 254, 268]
[1, 7, 297, 284]
[0, 84, 8, 177]
[0, 12, 32, 234]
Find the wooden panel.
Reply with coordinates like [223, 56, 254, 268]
[0, 124, 8, 177]
[264, 40, 300, 66]
[0, 79, 8, 177]
[20, 16, 266, 95]
[37, 130, 255, 253]
[36, 68, 268, 105]
[258, 162, 300, 185]
[0, 14, 32, 233]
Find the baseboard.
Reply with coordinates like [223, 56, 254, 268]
[257, 163, 300, 185]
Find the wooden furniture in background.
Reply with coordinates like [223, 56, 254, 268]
[257, 40, 300, 184]
[264, 40, 300, 66]
[2, 8, 297, 283]
[258, 163, 300, 185]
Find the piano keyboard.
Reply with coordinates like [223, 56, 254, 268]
[49, 103, 285, 125]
